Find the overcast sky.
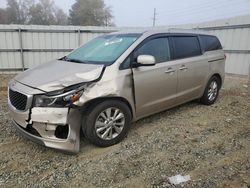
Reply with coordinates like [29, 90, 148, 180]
[0, 0, 250, 26]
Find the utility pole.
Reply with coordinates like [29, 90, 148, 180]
[153, 8, 157, 27]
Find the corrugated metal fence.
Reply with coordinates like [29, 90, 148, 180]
[170, 15, 250, 77]
[0, 25, 118, 72]
[207, 26, 250, 77]
[0, 23, 250, 77]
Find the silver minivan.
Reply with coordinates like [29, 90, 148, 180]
[8, 29, 225, 153]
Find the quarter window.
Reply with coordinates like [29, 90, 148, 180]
[172, 36, 201, 59]
[200, 35, 222, 52]
[134, 37, 171, 63]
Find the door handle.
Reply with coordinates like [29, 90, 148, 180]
[179, 65, 188, 71]
[165, 68, 175, 74]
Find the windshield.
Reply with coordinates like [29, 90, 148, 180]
[64, 34, 141, 66]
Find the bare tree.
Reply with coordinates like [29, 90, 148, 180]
[0, 0, 68, 25]
[29, 0, 68, 25]
[0, 8, 8, 24]
[29, 0, 56, 25]
[69, 0, 114, 26]
[5, 0, 33, 24]
[54, 8, 68, 25]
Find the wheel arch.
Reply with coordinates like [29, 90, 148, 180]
[200, 72, 223, 99]
[81, 96, 134, 119]
[211, 73, 222, 89]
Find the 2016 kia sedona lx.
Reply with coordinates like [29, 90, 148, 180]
[8, 29, 225, 153]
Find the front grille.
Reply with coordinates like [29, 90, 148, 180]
[9, 89, 28, 111]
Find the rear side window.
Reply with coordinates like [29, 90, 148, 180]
[172, 36, 201, 59]
[200, 35, 222, 52]
[134, 37, 171, 63]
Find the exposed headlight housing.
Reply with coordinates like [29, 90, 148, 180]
[33, 86, 84, 107]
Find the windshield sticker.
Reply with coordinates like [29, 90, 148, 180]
[105, 38, 123, 46]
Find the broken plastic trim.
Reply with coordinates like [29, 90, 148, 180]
[26, 124, 41, 137]
[25, 124, 69, 139]
[55, 125, 69, 139]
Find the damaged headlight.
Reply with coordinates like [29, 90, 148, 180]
[33, 86, 84, 107]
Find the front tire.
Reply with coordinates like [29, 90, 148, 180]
[82, 100, 132, 147]
[200, 76, 220, 105]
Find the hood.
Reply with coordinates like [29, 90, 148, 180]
[15, 60, 104, 92]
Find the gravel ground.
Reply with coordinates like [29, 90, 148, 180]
[0, 75, 249, 188]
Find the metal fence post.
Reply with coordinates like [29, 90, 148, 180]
[18, 28, 25, 71]
[248, 63, 250, 81]
[78, 29, 81, 46]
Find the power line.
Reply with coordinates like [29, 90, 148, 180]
[157, 0, 250, 25]
[160, 0, 250, 18]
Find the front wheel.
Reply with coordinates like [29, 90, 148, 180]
[82, 100, 132, 147]
[200, 76, 220, 105]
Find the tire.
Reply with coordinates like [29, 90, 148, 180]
[200, 76, 220, 105]
[82, 100, 132, 147]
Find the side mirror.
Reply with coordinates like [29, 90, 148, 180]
[136, 55, 156, 66]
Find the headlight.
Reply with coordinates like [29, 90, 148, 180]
[34, 88, 84, 107]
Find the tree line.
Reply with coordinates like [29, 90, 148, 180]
[0, 0, 114, 26]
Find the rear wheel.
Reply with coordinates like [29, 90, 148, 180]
[82, 100, 132, 147]
[200, 76, 220, 105]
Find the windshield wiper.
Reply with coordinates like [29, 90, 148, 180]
[62, 56, 87, 64]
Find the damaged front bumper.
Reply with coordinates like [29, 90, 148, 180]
[9, 105, 82, 153]
[8, 81, 82, 153]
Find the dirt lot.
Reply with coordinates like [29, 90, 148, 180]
[0, 75, 249, 188]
